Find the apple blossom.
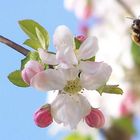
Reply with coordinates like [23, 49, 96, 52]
[4, 19, 123, 132]
[85, 108, 105, 128]
[21, 60, 44, 84]
[31, 65, 111, 128]
[34, 104, 53, 128]
[31, 25, 113, 129]
[39, 25, 100, 69]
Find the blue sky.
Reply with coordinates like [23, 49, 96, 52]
[0, 0, 77, 140]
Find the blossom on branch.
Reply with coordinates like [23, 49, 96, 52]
[29, 25, 112, 129]
[7, 19, 122, 129]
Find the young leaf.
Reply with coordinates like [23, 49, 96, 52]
[97, 85, 123, 95]
[24, 39, 41, 50]
[19, 19, 49, 50]
[35, 27, 46, 49]
[8, 70, 29, 87]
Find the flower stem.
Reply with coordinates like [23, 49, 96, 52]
[116, 0, 136, 18]
[0, 35, 30, 56]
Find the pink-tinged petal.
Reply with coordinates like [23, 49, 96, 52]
[25, 60, 44, 72]
[51, 93, 91, 129]
[77, 36, 99, 60]
[34, 104, 53, 128]
[21, 60, 44, 84]
[31, 69, 66, 92]
[56, 45, 78, 68]
[53, 25, 78, 67]
[79, 61, 103, 74]
[85, 108, 105, 128]
[38, 48, 58, 65]
[80, 62, 112, 90]
[53, 25, 74, 50]
[62, 68, 79, 81]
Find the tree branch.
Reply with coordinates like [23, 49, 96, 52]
[0, 35, 30, 56]
[116, 0, 136, 18]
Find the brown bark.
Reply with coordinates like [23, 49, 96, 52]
[0, 35, 30, 56]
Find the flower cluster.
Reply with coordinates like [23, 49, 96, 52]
[21, 25, 112, 129]
[8, 20, 122, 129]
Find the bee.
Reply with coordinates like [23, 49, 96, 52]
[131, 17, 140, 46]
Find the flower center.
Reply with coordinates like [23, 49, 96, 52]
[64, 78, 82, 94]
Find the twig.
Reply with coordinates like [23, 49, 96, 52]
[0, 35, 30, 56]
[116, 0, 136, 18]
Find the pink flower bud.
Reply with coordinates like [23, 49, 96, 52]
[76, 35, 86, 43]
[34, 104, 53, 128]
[85, 108, 105, 128]
[21, 60, 44, 84]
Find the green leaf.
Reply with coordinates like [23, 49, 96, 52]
[8, 70, 29, 87]
[29, 51, 40, 60]
[97, 85, 123, 95]
[112, 117, 136, 135]
[35, 27, 46, 49]
[21, 51, 40, 69]
[24, 39, 41, 50]
[19, 19, 49, 50]
[64, 133, 92, 140]
[131, 41, 140, 65]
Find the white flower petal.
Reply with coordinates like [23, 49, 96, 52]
[53, 25, 78, 68]
[77, 36, 99, 60]
[51, 93, 91, 129]
[62, 68, 79, 81]
[79, 61, 103, 74]
[53, 25, 74, 50]
[56, 46, 78, 68]
[31, 69, 66, 92]
[80, 62, 112, 90]
[38, 48, 58, 65]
